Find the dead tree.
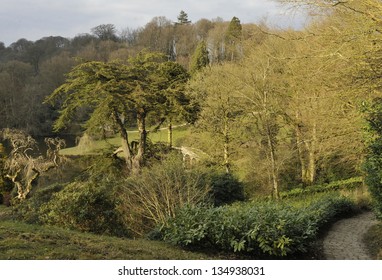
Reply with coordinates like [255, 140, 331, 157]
[1, 129, 65, 201]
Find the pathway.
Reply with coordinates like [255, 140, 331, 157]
[323, 211, 378, 260]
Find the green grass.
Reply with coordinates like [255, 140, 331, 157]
[60, 125, 191, 156]
[0, 217, 212, 260]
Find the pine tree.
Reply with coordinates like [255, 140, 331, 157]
[177, 10, 191, 25]
[189, 40, 209, 75]
[225, 17, 243, 61]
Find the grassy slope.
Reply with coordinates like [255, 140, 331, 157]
[60, 125, 191, 156]
[0, 206, 211, 260]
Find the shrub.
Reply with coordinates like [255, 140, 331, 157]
[12, 183, 65, 223]
[364, 98, 382, 219]
[161, 194, 356, 258]
[209, 172, 245, 206]
[279, 177, 363, 199]
[116, 155, 211, 236]
[40, 181, 129, 237]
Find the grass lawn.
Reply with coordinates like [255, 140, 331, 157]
[60, 125, 191, 156]
[0, 209, 212, 260]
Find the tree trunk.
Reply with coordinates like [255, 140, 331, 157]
[296, 123, 308, 185]
[223, 119, 230, 174]
[133, 111, 147, 173]
[114, 110, 133, 173]
[307, 120, 317, 184]
[168, 122, 173, 148]
[266, 123, 279, 199]
[121, 131, 133, 172]
[295, 111, 310, 186]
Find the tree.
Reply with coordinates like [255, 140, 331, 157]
[1, 129, 65, 201]
[177, 10, 191, 25]
[136, 17, 174, 58]
[154, 61, 195, 147]
[189, 64, 244, 174]
[225, 17, 243, 61]
[189, 40, 210, 75]
[91, 24, 119, 42]
[46, 51, 190, 173]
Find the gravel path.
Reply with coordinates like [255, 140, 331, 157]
[323, 211, 378, 260]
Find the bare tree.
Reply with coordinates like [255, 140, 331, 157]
[1, 128, 65, 201]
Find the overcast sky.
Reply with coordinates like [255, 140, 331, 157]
[0, 0, 307, 46]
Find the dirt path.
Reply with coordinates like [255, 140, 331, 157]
[323, 211, 378, 260]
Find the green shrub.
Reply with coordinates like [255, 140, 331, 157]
[364, 141, 382, 218]
[12, 183, 65, 223]
[363, 98, 382, 219]
[209, 172, 245, 206]
[279, 177, 363, 199]
[161, 194, 356, 258]
[40, 181, 129, 237]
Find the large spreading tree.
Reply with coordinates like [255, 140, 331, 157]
[45, 51, 191, 174]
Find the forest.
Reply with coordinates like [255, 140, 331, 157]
[1, 1, 382, 260]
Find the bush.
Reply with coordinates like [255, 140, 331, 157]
[209, 172, 245, 206]
[116, 155, 211, 236]
[40, 181, 129, 237]
[364, 98, 382, 219]
[279, 177, 363, 199]
[161, 194, 356, 258]
[12, 183, 65, 223]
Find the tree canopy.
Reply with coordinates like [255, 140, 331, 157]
[46, 51, 192, 173]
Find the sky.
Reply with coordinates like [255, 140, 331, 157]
[0, 0, 308, 46]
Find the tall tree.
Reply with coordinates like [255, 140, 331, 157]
[189, 64, 244, 173]
[46, 51, 190, 173]
[225, 17, 243, 61]
[189, 40, 210, 75]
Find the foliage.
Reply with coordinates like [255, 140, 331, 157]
[279, 177, 364, 199]
[189, 41, 209, 75]
[12, 183, 65, 224]
[177, 10, 191, 25]
[209, 172, 245, 206]
[364, 223, 382, 260]
[116, 155, 211, 236]
[161, 194, 356, 258]
[40, 181, 128, 237]
[46, 51, 192, 173]
[364, 98, 382, 219]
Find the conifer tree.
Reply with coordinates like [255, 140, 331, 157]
[177, 10, 191, 25]
[225, 17, 243, 61]
[189, 40, 209, 75]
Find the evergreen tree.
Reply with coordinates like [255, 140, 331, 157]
[177, 10, 191, 25]
[189, 40, 209, 75]
[46, 51, 190, 174]
[225, 17, 243, 61]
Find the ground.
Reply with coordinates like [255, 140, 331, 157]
[323, 211, 378, 260]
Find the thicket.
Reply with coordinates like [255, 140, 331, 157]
[161, 194, 356, 258]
